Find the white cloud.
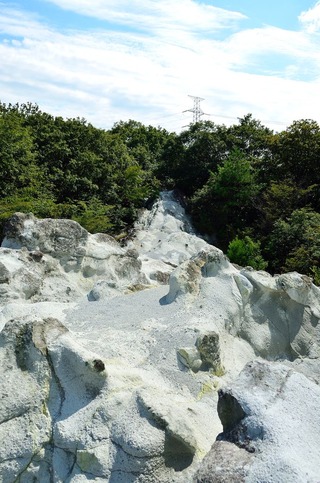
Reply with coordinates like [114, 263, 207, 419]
[0, 1, 320, 132]
[43, 0, 246, 33]
[299, 1, 320, 33]
[226, 26, 312, 61]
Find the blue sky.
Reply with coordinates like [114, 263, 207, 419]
[1, 0, 320, 132]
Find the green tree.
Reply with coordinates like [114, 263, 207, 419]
[111, 120, 171, 171]
[0, 109, 35, 196]
[176, 121, 229, 195]
[153, 132, 185, 189]
[266, 208, 320, 276]
[272, 119, 320, 188]
[227, 114, 273, 159]
[191, 150, 260, 244]
[0, 103, 161, 235]
[256, 181, 316, 235]
[71, 198, 113, 233]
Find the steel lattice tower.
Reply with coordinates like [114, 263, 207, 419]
[183, 95, 207, 124]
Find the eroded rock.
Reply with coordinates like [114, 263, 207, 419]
[1, 192, 320, 482]
[0, 317, 109, 481]
[234, 268, 320, 360]
[213, 360, 320, 482]
[164, 245, 238, 305]
[177, 347, 202, 372]
[0, 214, 149, 303]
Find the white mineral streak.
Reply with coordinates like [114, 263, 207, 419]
[0, 191, 319, 482]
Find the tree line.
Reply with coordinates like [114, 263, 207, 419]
[0, 102, 319, 284]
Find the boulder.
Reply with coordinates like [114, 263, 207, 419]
[177, 347, 203, 372]
[164, 246, 232, 304]
[2, 212, 88, 260]
[196, 332, 224, 375]
[194, 440, 253, 483]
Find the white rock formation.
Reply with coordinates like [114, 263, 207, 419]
[0, 213, 149, 305]
[127, 191, 209, 283]
[0, 191, 320, 482]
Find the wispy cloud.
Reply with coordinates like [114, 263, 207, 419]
[43, 0, 246, 33]
[1, 1, 320, 131]
[0, 5, 53, 40]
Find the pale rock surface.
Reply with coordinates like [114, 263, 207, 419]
[204, 359, 320, 483]
[127, 191, 209, 283]
[0, 191, 320, 482]
[236, 267, 320, 359]
[0, 213, 149, 304]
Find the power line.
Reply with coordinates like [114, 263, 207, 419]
[134, 105, 291, 132]
[212, 113, 287, 126]
[183, 95, 209, 125]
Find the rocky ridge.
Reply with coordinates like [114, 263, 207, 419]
[0, 191, 319, 482]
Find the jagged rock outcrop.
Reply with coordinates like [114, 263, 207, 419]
[0, 213, 149, 303]
[0, 191, 320, 482]
[164, 246, 232, 304]
[128, 191, 209, 283]
[177, 331, 224, 375]
[234, 268, 320, 360]
[165, 249, 320, 362]
[3, 212, 89, 258]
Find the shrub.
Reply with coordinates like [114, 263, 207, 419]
[227, 235, 268, 270]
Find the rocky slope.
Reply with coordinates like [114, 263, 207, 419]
[0, 191, 319, 482]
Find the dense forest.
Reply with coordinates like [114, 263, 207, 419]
[0, 102, 319, 284]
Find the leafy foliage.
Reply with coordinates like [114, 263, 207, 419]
[0, 108, 35, 196]
[266, 209, 320, 276]
[272, 119, 320, 187]
[172, 121, 229, 195]
[190, 150, 260, 244]
[227, 236, 268, 270]
[0, 102, 319, 283]
[0, 102, 161, 236]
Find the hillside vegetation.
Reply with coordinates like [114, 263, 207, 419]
[0, 102, 319, 283]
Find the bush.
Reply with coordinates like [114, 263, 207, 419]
[227, 236, 268, 270]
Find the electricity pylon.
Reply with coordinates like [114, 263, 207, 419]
[183, 95, 208, 125]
